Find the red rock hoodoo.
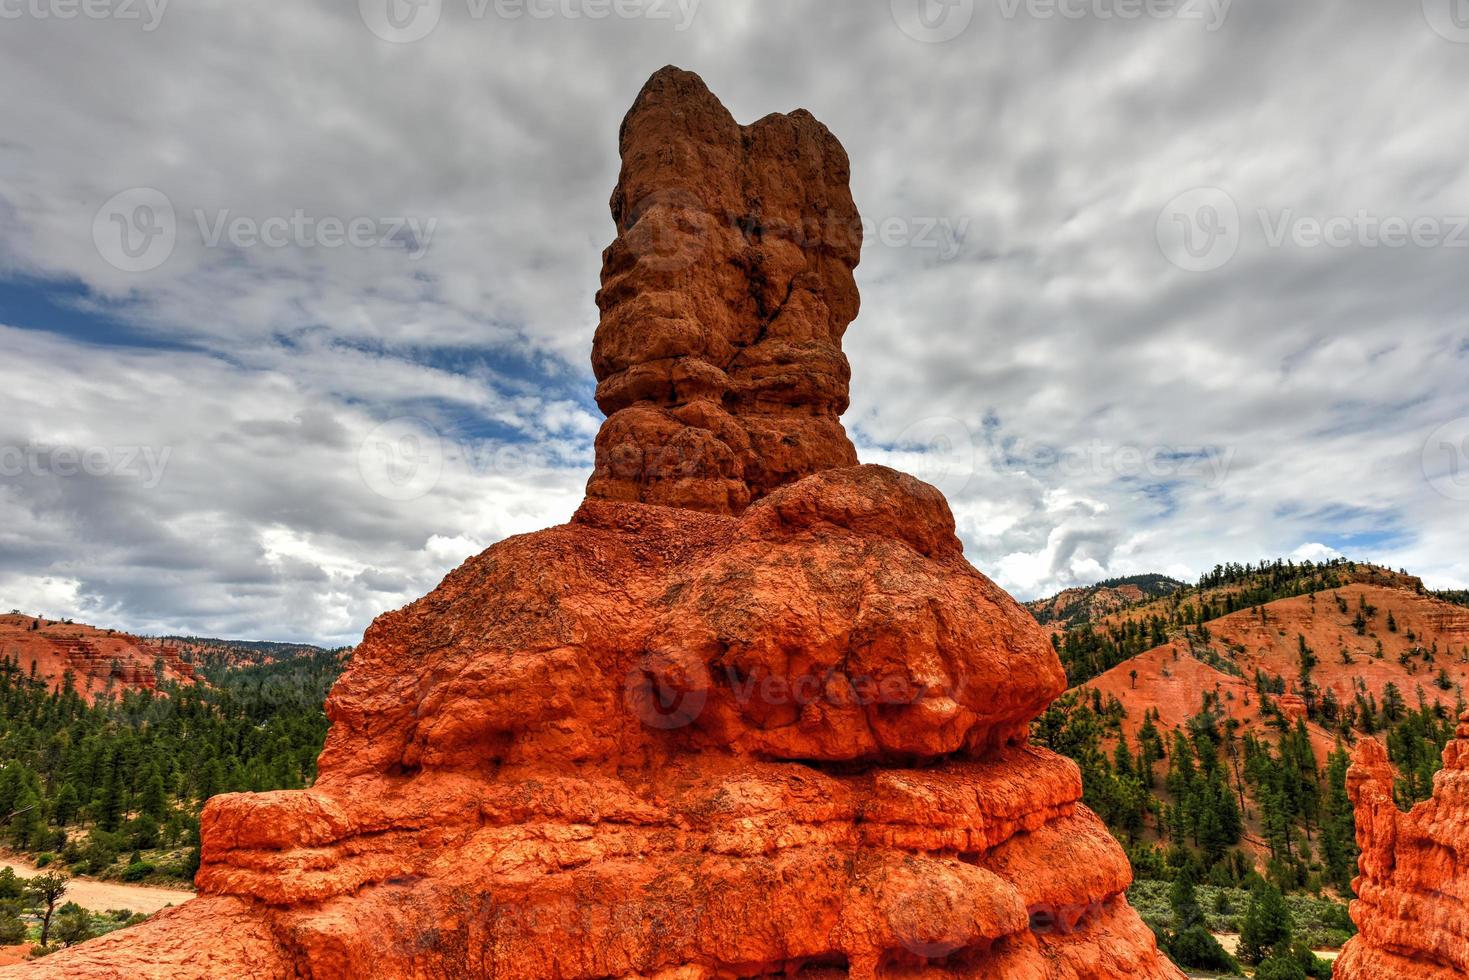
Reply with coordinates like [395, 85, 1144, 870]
[8, 68, 1181, 979]
[1335, 711, 1469, 980]
[586, 67, 859, 515]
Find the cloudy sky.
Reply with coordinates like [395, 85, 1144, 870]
[1, 0, 1467, 646]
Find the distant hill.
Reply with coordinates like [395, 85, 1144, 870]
[0, 613, 335, 701]
[0, 613, 197, 703]
[1026, 573, 1186, 629]
[1037, 557, 1469, 897]
[0, 622, 347, 889]
[159, 635, 335, 669]
[1053, 559, 1459, 755]
[1049, 559, 1424, 685]
[1076, 577, 1469, 762]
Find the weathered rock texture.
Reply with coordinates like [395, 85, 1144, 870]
[0, 614, 195, 703]
[586, 67, 860, 515]
[1335, 711, 1469, 980]
[6, 68, 1181, 979]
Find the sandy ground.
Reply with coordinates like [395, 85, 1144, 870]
[1, 855, 194, 915]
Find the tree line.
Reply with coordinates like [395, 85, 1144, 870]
[0, 647, 345, 883]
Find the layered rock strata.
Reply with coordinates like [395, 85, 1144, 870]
[1335, 711, 1469, 980]
[587, 67, 860, 515]
[7, 68, 1182, 980]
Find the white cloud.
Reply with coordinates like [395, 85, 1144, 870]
[1, 0, 1467, 639]
[1291, 542, 1346, 563]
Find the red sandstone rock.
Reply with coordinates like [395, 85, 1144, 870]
[586, 67, 860, 515]
[1335, 711, 1469, 980]
[6, 68, 1181, 979]
[0, 614, 195, 703]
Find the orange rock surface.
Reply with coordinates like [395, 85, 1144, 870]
[586, 67, 860, 515]
[1335, 711, 1469, 980]
[0, 614, 195, 702]
[5, 68, 1181, 979]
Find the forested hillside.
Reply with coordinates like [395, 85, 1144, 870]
[0, 646, 346, 885]
[1046, 558, 1425, 686]
[1033, 557, 1469, 970]
[1025, 573, 1185, 629]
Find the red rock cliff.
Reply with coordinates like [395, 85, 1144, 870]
[5, 68, 1181, 979]
[1335, 711, 1469, 980]
[0, 614, 195, 702]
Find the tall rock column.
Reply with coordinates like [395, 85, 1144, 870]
[587, 67, 860, 515]
[1336, 711, 1469, 980]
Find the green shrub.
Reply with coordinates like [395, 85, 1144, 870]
[120, 861, 155, 883]
[52, 905, 93, 947]
[1255, 955, 1307, 980]
[1166, 924, 1240, 974]
[0, 912, 26, 944]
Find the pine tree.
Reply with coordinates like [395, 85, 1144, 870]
[8, 788, 43, 850]
[1138, 711, 1164, 787]
[1320, 747, 1357, 891]
[1382, 683, 1406, 723]
[1296, 635, 1318, 717]
[96, 753, 125, 832]
[1239, 879, 1293, 965]
[51, 782, 79, 826]
[140, 768, 168, 822]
